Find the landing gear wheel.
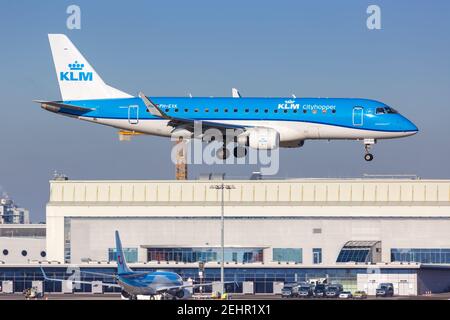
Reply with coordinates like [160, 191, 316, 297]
[233, 146, 247, 158]
[364, 153, 374, 162]
[216, 147, 229, 160]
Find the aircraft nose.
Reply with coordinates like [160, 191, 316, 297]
[401, 117, 419, 135]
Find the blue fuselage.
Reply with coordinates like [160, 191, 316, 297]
[46, 97, 418, 143]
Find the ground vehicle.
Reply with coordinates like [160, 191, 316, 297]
[313, 284, 327, 297]
[376, 283, 394, 297]
[298, 284, 314, 298]
[339, 291, 353, 299]
[325, 284, 344, 298]
[281, 283, 299, 298]
[353, 291, 368, 299]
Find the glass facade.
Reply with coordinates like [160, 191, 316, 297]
[108, 248, 138, 263]
[147, 247, 263, 263]
[391, 248, 450, 264]
[336, 249, 369, 263]
[272, 248, 302, 263]
[313, 248, 322, 264]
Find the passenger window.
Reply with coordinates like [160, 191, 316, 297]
[234, 108, 238, 113]
[255, 109, 259, 113]
[332, 109, 336, 114]
[303, 110, 307, 114]
[214, 108, 219, 112]
[194, 108, 199, 113]
[283, 110, 288, 113]
[245, 109, 249, 113]
[264, 109, 269, 113]
[293, 110, 298, 113]
[204, 108, 209, 113]
[184, 108, 189, 112]
[224, 108, 228, 113]
[376, 108, 385, 114]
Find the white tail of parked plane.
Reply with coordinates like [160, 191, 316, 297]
[48, 34, 132, 101]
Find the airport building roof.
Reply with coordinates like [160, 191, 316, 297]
[48, 179, 450, 205]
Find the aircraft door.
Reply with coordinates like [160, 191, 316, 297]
[128, 105, 139, 124]
[352, 107, 364, 126]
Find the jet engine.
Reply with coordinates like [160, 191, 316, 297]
[175, 288, 192, 299]
[238, 127, 280, 150]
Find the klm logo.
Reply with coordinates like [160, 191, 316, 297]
[60, 61, 93, 81]
[278, 99, 300, 110]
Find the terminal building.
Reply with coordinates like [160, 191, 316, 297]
[1, 178, 450, 295]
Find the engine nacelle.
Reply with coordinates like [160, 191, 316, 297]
[171, 127, 193, 139]
[175, 288, 192, 299]
[241, 128, 280, 150]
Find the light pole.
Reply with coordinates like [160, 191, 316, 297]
[209, 182, 235, 295]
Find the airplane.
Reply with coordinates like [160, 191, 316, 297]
[36, 34, 418, 162]
[41, 231, 229, 300]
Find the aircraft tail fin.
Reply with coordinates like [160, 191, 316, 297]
[115, 230, 133, 275]
[48, 34, 132, 101]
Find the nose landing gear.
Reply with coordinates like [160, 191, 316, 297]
[363, 139, 376, 162]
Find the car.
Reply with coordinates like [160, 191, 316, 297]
[298, 285, 314, 298]
[339, 291, 353, 299]
[313, 284, 327, 298]
[325, 284, 343, 298]
[376, 283, 394, 297]
[353, 291, 368, 299]
[281, 283, 299, 298]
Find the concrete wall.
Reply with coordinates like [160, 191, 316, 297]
[64, 217, 450, 265]
[0, 237, 46, 264]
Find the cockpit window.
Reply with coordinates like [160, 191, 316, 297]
[376, 107, 385, 114]
[384, 107, 398, 114]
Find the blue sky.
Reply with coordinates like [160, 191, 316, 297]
[0, 0, 449, 221]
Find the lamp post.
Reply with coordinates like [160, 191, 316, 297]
[209, 182, 235, 295]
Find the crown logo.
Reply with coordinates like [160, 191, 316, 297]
[68, 61, 84, 71]
[285, 99, 295, 104]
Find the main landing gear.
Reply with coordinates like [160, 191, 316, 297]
[363, 139, 376, 162]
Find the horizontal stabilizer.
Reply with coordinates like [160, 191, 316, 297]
[34, 100, 93, 113]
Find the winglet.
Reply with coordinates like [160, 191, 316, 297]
[138, 92, 169, 119]
[232, 88, 241, 98]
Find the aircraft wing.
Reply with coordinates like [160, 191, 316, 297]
[139, 92, 250, 133]
[34, 100, 94, 112]
[40, 267, 121, 288]
[155, 281, 236, 293]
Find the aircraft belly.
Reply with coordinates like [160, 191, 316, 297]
[81, 117, 406, 141]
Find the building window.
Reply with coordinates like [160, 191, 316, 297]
[272, 248, 302, 263]
[337, 249, 369, 263]
[2, 249, 8, 256]
[64, 217, 71, 263]
[391, 248, 450, 264]
[146, 247, 263, 263]
[313, 248, 322, 264]
[21, 250, 27, 257]
[313, 228, 322, 234]
[108, 248, 138, 263]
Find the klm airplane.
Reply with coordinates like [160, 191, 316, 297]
[41, 231, 223, 300]
[36, 34, 418, 161]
